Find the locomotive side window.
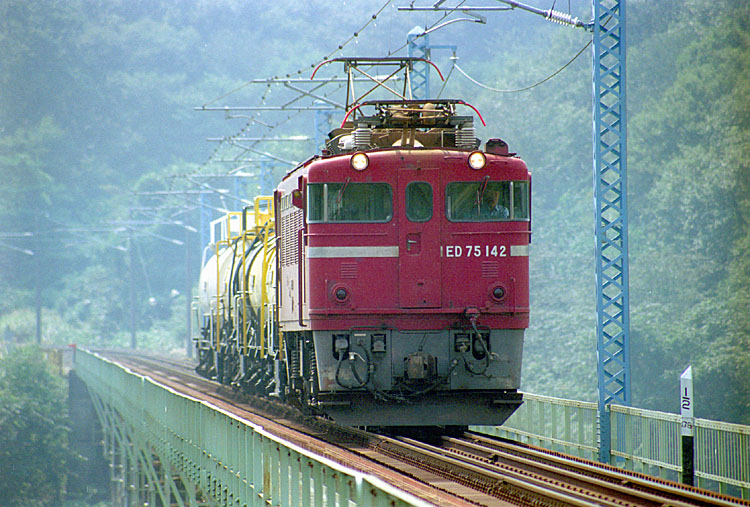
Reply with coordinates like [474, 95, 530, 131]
[446, 181, 529, 221]
[308, 182, 392, 223]
[405, 182, 433, 222]
[513, 181, 529, 219]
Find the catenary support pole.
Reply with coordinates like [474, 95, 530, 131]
[592, 0, 630, 463]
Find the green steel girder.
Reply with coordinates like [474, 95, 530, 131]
[88, 372, 200, 506]
[74, 349, 430, 507]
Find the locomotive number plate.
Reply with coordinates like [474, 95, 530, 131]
[442, 244, 528, 258]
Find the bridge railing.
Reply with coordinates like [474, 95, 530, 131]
[473, 392, 750, 500]
[473, 392, 599, 460]
[609, 404, 682, 478]
[694, 418, 750, 497]
[75, 349, 432, 507]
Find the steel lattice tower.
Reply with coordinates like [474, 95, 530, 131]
[592, 0, 630, 463]
[407, 26, 430, 99]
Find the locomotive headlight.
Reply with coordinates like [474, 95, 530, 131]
[468, 151, 486, 170]
[350, 152, 369, 171]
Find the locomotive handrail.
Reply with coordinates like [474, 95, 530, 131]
[259, 220, 275, 357]
[241, 221, 249, 355]
[297, 229, 305, 328]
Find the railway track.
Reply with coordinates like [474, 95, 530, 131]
[99, 350, 748, 507]
[383, 432, 747, 506]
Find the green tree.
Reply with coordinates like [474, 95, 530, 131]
[627, 0, 750, 422]
[0, 346, 75, 506]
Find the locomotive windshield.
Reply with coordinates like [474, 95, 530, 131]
[308, 182, 393, 223]
[446, 181, 529, 221]
[405, 182, 433, 222]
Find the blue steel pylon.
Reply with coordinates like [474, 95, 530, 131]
[592, 0, 630, 463]
[407, 26, 430, 99]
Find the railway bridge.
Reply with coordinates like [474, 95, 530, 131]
[64, 347, 749, 506]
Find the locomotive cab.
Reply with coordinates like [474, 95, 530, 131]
[276, 100, 530, 427]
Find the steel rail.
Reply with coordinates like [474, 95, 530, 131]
[371, 436, 606, 506]
[457, 432, 749, 507]
[436, 435, 699, 506]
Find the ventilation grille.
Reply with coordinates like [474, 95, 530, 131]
[481, 261, 499, 278]
[353, 127, 372, 150]
[281, 209, 303, 266]
[456, 125, 476, 149]
[340, 262, 358, 279]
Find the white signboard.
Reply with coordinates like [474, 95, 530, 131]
[680, 366, 694, 437]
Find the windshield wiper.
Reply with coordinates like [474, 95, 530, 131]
[336, 177, 351, 205]
[476, 175, 490, 205]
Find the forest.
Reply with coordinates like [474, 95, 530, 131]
[1, 0, 748, 432]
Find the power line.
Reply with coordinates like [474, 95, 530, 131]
[201, 0, 395, 108]
[191, 0, 503, 189]
[453, 39, 591, 93]
[195, 1, 485, 179]
[388, 0, 469, 56]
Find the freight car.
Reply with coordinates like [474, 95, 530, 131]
[194, 97, 530, 427]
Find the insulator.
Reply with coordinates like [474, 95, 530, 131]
[545, 9, 582, 27]
[456, 126, 476, 149]
[353, 127, 372, 150]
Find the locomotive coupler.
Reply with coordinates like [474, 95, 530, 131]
[404, 352, 437, 381]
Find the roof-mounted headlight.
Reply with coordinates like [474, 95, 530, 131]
[468, 151, 486, 170]
[351, 152, 369, 171]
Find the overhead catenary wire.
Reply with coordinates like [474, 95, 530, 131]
[453, 38, 591, 93]
[204, 0, 470, 113]
[450, 9, 610, 94]
[166, 1, 588, 239]
[196, 0, 476, 178]
[179, 0, 491, 223]
[435, 56, 457, 99]
[170, 0, 470, 233]
[201, 0, 395, 108]
[188, 80, 347, 181]
[386, 0, 469, 56]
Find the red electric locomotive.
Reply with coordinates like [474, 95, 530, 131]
[194, 58, 531, 428]
[275, 98, 530, 426]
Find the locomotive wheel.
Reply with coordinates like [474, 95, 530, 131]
[195, 349, 213, 376]
[287, 334, 319, 416]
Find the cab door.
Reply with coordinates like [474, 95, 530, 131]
[398, 168, 441, 308]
